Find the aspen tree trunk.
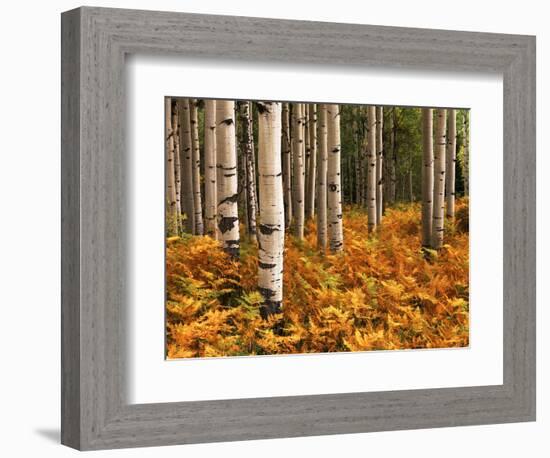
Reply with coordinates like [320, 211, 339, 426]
[257, 102, 284, 318]
[291, 103, 305, 239]
[366, 106, 377, 232]
[282, 103, 292, 229]
[204, 100, 217, 238]
[306, 104, 317, 219]
[190, 99, 204, 235]
[432, 109, 447, 249]
[376, 106, 384, 222]
[304, 108, 311, 214]
[241, 101, 258, 240]
[326, 104, 344, 252]
[215, 100, 240, 258]
[165, 98, 178, 235]
[390, 108, 398, 204]
[408, 150, 414, 202]
[172, 102, 182, 227]
[317, 104, 328, 250]
[178, 98, 195, 234]
[446, 108, 457, 218]
[463, 111, 470, 196]
[421, 108, 434, 247]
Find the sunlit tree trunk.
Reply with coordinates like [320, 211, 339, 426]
[190, 99, 204, 235]
[421, 108, 434, 247]
[241, 101, 258, 240]
[282, 103, 292, 229]
[326, 104, 343, 252]
[172, 102, 182, 228]
[306, 104, 317, 219]
[165, 98, 178, 235]
[317, 104, 328, 250]
[463, 110, 470, 196]
[292, 103, 305, 239]
[204, 100, 217, 238]
[257, 102, 284, 318]
[178, 98, 195, 234]
[446, 108, 457, 218]
[376, 106, 384, 222]
[367, 106, 377, 232]
[432, 109, 447, 249]
[216, 100, 239, 258]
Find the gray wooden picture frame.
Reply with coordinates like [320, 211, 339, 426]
[61, 6, 536, 451]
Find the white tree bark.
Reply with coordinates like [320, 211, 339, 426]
[257, 102, 284, 317]
[190, 99, 203, 235]
[432, 108, 447, 249]
[366, 106, 377, 232]
[282, 103, 292, 229]
[421, 108, 434, 247]
[178, 98, 195, 234]
[291, 103, 305, 239]
[317, 104, 328, 250]
[241, 101, 258, 241]
[463, 110, 470, 196]
[376, 106, 384, 222]
[326, 104, 344, 252]
[171, 102, 182, 226]
[306, 104, 317, 219]
[215, 100, 240, 258]
[204, 100, 217, 238]
[165, 97, 178, 235]
[446, 108, 457, 218]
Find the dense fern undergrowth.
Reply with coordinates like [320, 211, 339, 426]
[166, 199, 469, 359]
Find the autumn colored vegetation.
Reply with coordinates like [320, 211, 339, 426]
[166, 198, 469, 358]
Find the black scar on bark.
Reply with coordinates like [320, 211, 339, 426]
[329, 184, 337, 192]
[220, 118, 234, 126]
[259, 224, 281, 235]
[256, 102, 271, 114]
[218, 216, 238, 233]
[218, 193, 239, 206]
[259, 261, 277, 270]
[332, 147, 340, 153]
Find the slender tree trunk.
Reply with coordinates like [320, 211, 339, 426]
[326, 104, 344, 252]
[306, 104, 317, 219]
[408, 150, 414, 202]
[432, 109, 447, 249]
[257, 102, 284, 318]
[317, 104, 328, 250]
[172, 102, 182, 228]
[446, 108, 457, 218]
[389, 108, 398, 204]
[366, 106, 377, 232]
[282, 103, 292, 229]
[216, 100, 240, 258]
[165, 98, 178, 235]
[203, 100, 217, 238]
[463, 110, 470, 196]
[190, 99, 204, 235]
[178, 98, 195, 233]
[241, 101, 258, 240]
[421, 108, 434, 247]
[304, 107, 311, 214]
[376, 106, 384, 223]
[292, 103, 305, 239]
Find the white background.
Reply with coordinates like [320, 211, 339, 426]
[0, 0, 547, 457]
[129, 57, 503, 403]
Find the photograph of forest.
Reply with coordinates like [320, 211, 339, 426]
[165, 98, 470, 359]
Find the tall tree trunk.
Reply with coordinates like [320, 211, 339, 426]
[326, 104, 344, 252]
[178, 98, 195, 234]
[257, 102, 284, 318]
[366, 106, 377, 232]
[408, 150, 414, 202]
[241, 101, 258, 240]
[292, 103, 305, 239]
[376, 106, 384, 222]
[190, 99, 204, 235]
[432, 109, 447, 249]
[306, 104, 317, 219]
[463, 110, 470, 196]
[317, 104, 328, 250]
[172, 102, 182, 228]
[215, 100, 240, 258]
[165, 97, 178, 235]
[204, 100, 217, 238]
[282, 103, 292, 229]
[390, 108, 398, 203]
[446, 108, 457, 218]
[421, 108, 434, 247]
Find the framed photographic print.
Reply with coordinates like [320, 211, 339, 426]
[61, 6, 536, 450]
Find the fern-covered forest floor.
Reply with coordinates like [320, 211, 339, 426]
[166, 199, 469, 358]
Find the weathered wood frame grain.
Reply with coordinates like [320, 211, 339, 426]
[61, 6, 536, 450]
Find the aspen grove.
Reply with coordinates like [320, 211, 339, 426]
[165, 99, 470, 358]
